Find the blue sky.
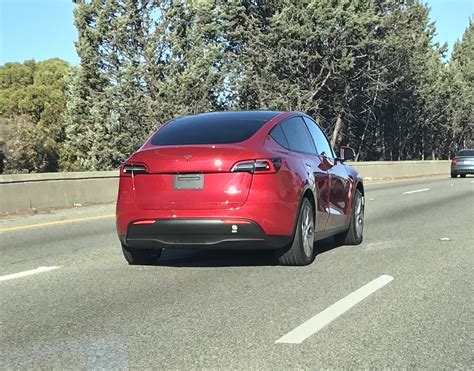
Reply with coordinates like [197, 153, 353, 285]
[0, 0, 472, 65]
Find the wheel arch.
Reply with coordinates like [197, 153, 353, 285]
[303, 187, 316, 216]
[353, 180, 365, 212]
[355, 180, 364, 197]
[290, 185, 317, 237]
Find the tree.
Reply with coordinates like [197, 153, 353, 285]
[0, 59, 70, 173]
[222, 0, 458, 160]
[62, 0, 227, 170]
[446, 19, 473, 153]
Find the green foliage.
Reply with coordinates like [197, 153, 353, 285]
[62, 0, 227, 170]
[447, 20, 474, 152]
[0, 59, 70, 173]
[226, 0, 470, 160]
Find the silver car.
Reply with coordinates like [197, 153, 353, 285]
[451, 149, 474, 178]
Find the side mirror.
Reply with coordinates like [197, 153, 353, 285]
[339, 146, 356, 162]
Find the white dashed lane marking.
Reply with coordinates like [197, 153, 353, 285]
[0, 266, 60, 282]
[402, 188, 430, 195]
[275, 275, 394, 344]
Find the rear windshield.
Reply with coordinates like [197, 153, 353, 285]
[457, 149, 474, 157]
[151, 112, 278, 146]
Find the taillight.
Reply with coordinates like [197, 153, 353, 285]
[231, 159, 281, 174]
[121, 163, 148, 175]
[451, 159, 459, 165]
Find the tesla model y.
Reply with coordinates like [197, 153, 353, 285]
[116, 111, 364, 266]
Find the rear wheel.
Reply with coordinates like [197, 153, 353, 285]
[277, 198, 315, 266]
[121, 243, 162, 265]
[335, 188, 364, 245]
[451, 173, 457, 178]
[460, 174, 466, 178]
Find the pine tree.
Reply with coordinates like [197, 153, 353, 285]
[63, 0, 228, 170]
[448, 20, 474, 152]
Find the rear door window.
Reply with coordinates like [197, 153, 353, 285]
[303, 117, 335, 158]
[280, 117, 317, 155]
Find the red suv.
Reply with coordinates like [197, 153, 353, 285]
[116, 111, 364, 266]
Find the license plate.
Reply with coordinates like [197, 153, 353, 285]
[173, 174, 204, 190]
[463, 160, 472, 165]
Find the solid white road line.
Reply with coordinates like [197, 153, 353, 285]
[0, 266, 60, 282]
[275, 275, 394, 344]
[402, 188, 430, 195]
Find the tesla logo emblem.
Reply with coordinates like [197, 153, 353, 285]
[184, 155, 192, 161]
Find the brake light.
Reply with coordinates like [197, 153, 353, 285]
[122, 163, 148, 175]
[451, 159, 459, 165]
[231, 159, 281, 174]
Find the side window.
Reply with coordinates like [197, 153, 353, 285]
[303, 117, 334, 158]
[269, 124, 290, 149]
[280, 117, 317, 155]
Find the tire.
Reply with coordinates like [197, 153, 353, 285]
[335, 188, 364, 245]
[277, 198, 315, 266]
[451, 173, 457, 178]
[121, 243, 162, 265]
[460, 174, 466, 178]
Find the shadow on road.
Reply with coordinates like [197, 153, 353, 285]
[155, 236, 341, 268]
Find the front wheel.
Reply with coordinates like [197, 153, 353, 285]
[460, 174, 466, 178]
[121, 243, 162, 265]
[276, 198, 315, 266]
[335, 188, 364, 245]
[451, 173, 457, 178]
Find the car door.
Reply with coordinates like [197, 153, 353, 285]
[279, 116, 330, 233]
[302, 117, 351, 230]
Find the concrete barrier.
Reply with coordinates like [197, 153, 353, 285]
[0, 161, 450, 213]
[352, 160, 450, 181]
[0, 171, 119, 213]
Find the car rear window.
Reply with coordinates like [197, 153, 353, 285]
[151, 112, 279, 146]
[458, 149, 474, 157]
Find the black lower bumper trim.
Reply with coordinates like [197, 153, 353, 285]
[451, 166, 474, 174]
[125, 219, 291, 250]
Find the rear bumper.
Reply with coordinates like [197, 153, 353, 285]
[451, 164, 474, 174]
[121, 219, 291, 250]
[116, 173, 301, 238]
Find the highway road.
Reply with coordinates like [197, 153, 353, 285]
[1, 177, 473, 369]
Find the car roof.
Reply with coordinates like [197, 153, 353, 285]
[173, 111, 284, 122]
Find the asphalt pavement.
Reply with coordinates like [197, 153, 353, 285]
[1, 176, 473, 369]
